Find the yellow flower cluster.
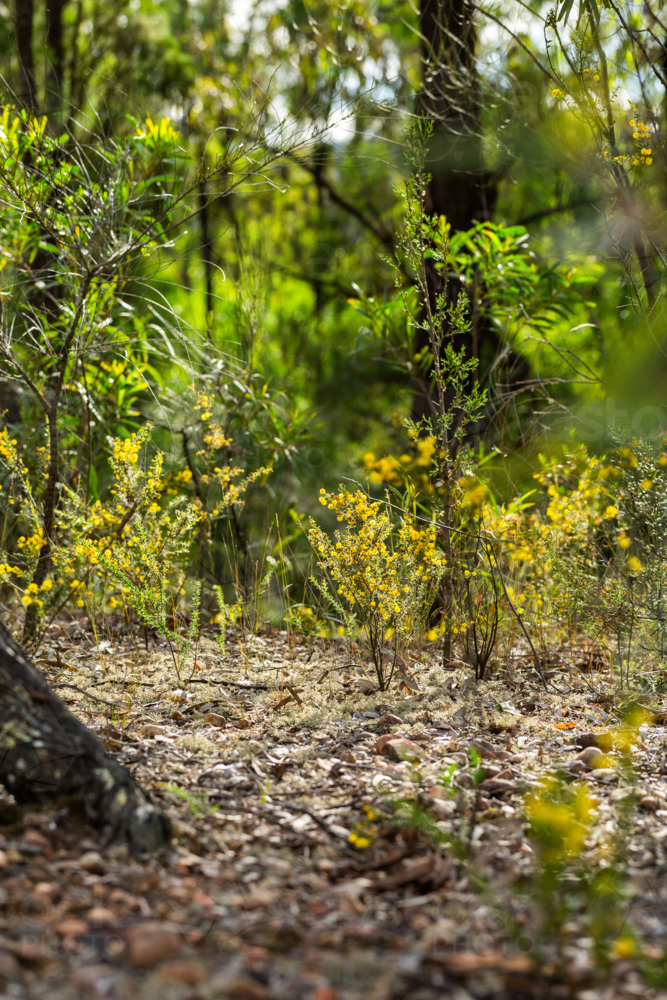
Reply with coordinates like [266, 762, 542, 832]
[203, 425, 232, 451]
[193, 390, 215, 422]
[525, 779, 595, 866]
[629, 119, 653, 165]
[348, 805, 379, 849]
[136, 116, 180, 146]
[601, 114, 657, 169]
[362, 435, 440, 496]
[309, 488, 445, 682]
[113, 435, 143, 465]
[0, 428, 20, 468]
[17, 528, 44, 556]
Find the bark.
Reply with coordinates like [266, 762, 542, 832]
[0, 622, 170, 851]
[198, 177, 214, 320]
[418, 0, 491, 232]
[416, 0, 498, 667]
[46, 0, 67, 112]
[14, 0, 37, 112]
[413, 0, 497, 426]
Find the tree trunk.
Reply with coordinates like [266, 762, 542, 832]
[14, 0, 37, 112]
[416, 0, 497, 667]
[413, 0, 497, 425]
[419, 0, 491, 232]
[0, 623, 170, 851]
[46, 0, 68, 114]
[199, 175, 214, 321]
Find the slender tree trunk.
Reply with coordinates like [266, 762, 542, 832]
[46, 0, 67, 114]
[413, 0, 496, 424]
[199, 177, 214, 321]
[418, 0, 490, 231]
[0, 622, 170, 850]
[15, 0, 37, 112]
[416, 0, 497, 668]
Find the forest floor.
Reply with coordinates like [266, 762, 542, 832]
[2, 620, 667, 1000]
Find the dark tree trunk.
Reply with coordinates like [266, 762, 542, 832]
[415, 0, 533, 428]
[199, 177, 214, 320]
[14, 0, 37, 112]
[46, 0, 67, 112]
[413, 0, 497, 425]
[418, 0, 491, 232]
[0, 623, 170, 851]
[415, 0, 498, 668]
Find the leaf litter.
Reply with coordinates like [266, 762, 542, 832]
[2, 619, 667, 998]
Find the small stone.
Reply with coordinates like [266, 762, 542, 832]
[206, 713, 227, 728]
[578, 732, 614, 752]
[154, 960, 207, 984]
[22, 828, 52, 854]
[478, 777, 515, 795]
[0, 850, 7, 870]
[14, 937, 54, 967]
[431, 798, 456, 819]
[380, 738, 422, 763]
[125, 921, 182, 968]
[470, 738, 496, 759]
[0, 948, 21, 988]
[140, 724, 169, 737]
[376, 714, 404, 725]
[639, 795, 662, 811]
[234, 890, 276, 910]
[225, 975, 270, 1000]
[56, 918, 89, 937]
[86, 907, 118, 927]
[578, 746, 606, 769]
[79, 850, 106, 875]
[374, 733, 401, 754]
[312, 987, 338, 1000]
[71, 964, 118, 995]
